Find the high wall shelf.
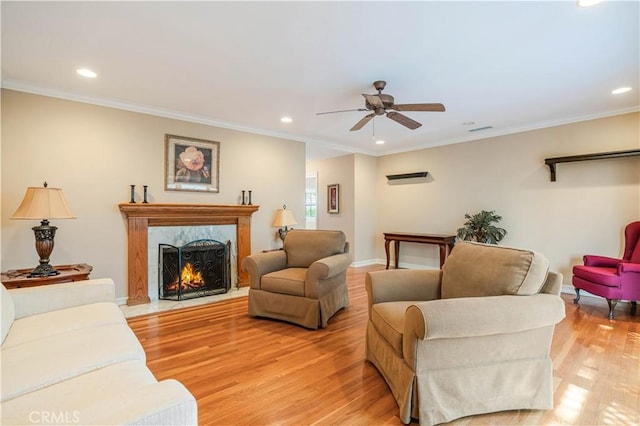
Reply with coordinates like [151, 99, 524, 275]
[544, 149, 640, 182]
[386, 172, 428, 181]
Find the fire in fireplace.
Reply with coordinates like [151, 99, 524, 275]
[158, 239, 231, 300]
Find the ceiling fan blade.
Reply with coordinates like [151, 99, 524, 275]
[386, 111, 422, 130]
[362, 94, 384, 108]
[392, 103, 446, 112]
[316, 108, 368, 115]
[350, 113, 375, 131]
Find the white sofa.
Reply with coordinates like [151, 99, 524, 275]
[1, 278, 197, 425]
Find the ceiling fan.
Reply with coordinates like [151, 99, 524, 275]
[316, 80, 445, 131]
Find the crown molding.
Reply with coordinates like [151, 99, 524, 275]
[3, 80, 637, 160]
[1, 80, 378, 157]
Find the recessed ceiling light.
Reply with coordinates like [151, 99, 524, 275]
[611, 87, 632, 95]
[462, 121, 476, 126]
[280, 116, 292, 123]
[375, 140, 385, 145]
[577, 0, 602, 7]
[76, 68, 97, 78]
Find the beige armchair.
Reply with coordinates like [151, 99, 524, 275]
[242, 229, 352, 329]
[365, 241, 566, 425]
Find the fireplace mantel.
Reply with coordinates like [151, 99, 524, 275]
[118, 203, 259, 305]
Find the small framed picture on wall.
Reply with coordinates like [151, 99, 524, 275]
[327, 183, 339, 214]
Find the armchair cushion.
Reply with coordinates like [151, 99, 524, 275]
[262, 268, 306, 296]
[573, 266, 620, 287]
[442, 242, 549, 299]
[371, 301, 417, 356]
[285, 229, 346, 268]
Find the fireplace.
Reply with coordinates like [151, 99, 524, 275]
[159, 239, 231, 301]
[118, 203, 259, 305]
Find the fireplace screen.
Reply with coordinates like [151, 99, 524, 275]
[159, 239, 231, 301]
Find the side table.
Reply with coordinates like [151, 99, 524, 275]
[383, 232, 456, 269]
[1, 264, 93, 289]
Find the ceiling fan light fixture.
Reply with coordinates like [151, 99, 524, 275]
[375, 140, 385, 145]
[280, 116, 293, 123]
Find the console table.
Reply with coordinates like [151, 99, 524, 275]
[1, 264, 93, 289]
[384, 232, 456, 269]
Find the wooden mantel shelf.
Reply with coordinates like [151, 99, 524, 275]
[544, 149, 640, 182]
[118, 203, 259, 305]
[118, 203, 259, 223]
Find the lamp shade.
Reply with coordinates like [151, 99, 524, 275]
[272, 208, 297, 227]
[11, 186, 76, 220]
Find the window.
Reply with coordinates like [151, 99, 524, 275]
[305, 174, 318, 229]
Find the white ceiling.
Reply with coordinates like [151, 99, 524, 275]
[2, 1, 639, 161]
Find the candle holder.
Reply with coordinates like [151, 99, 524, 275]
[248, 190, 253, 205]
[241, 190, 246, 205]
[143, 185, 149, 204]
[129, 185, 136, 203]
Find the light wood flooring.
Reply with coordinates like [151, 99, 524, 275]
[128, 265, 640, 426]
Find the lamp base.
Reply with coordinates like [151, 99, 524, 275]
[278, 227, 290, 242]
[29, 220, 60, 278]
[28, 263, 60, 278]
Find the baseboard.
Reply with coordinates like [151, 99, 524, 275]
[562, 285, 600, 298]
[351, 259, 440, 270]
[350, 259, 379, 268]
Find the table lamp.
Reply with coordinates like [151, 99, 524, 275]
[11, 182, 76, 277]
[272, 205, 297, 243]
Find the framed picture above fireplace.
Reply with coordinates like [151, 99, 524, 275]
[165, 134, 220, 193]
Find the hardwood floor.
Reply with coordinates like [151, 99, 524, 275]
[128, 266, 640, 426]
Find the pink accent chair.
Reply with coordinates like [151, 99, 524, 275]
[572, 221, 640, 319]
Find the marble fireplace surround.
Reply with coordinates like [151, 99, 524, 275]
[118, 203, 259, 306]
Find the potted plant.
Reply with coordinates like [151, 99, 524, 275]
[456, 210, 507, 244]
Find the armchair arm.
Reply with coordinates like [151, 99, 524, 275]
[583, 255, 622, 267]
[619, 262, 640, 273]
[403, 294, 566, 366]
[305, 252, 353, 297]
[540, 271, 563, 296]
[9, 278, 116, 319]
[405, 294, 565, 340]
[241, 250, 287, 289]
[365, 269, 441, 316]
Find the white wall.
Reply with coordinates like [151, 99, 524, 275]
[1, 89, 306, 300]
[353, 154, 378, 265]
[376, 112, 640, 281]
